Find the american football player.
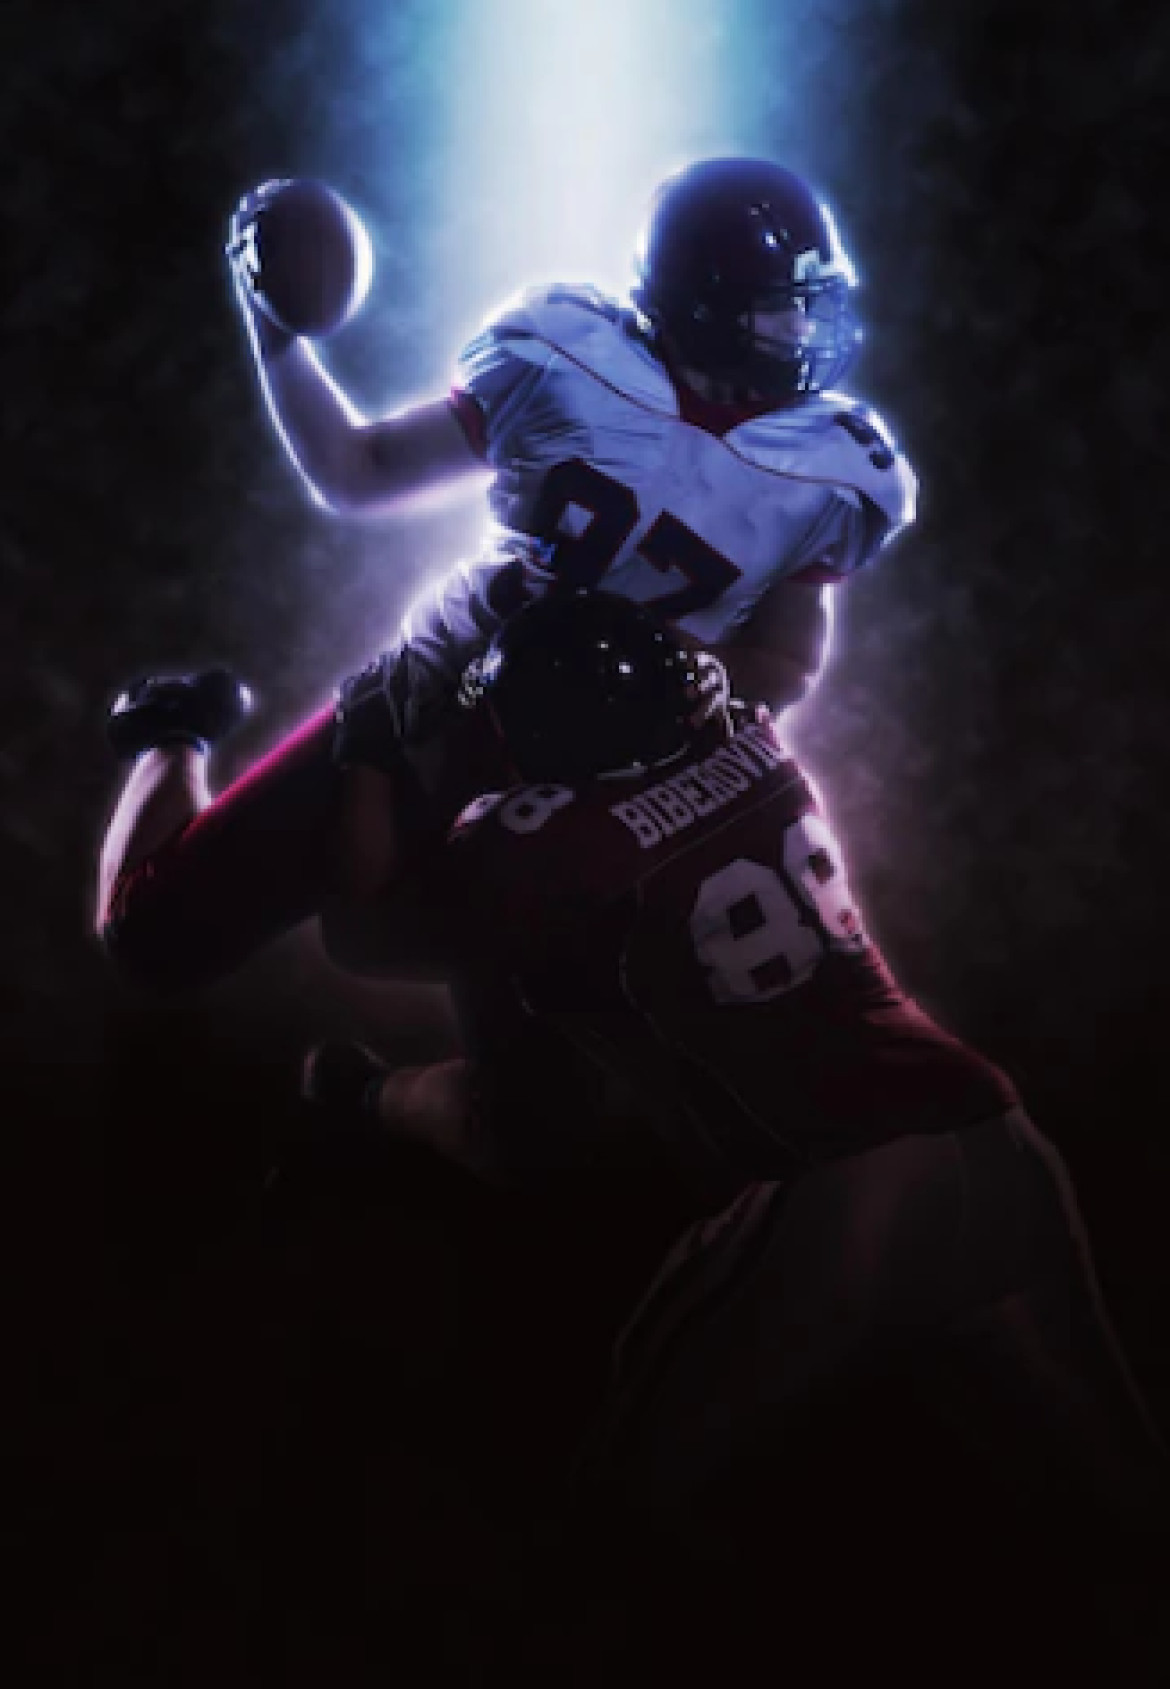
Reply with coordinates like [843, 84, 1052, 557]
[231, 156, 915, 741]
[99, 159, 912, 993]
[311, 590, 1168, 1656]
[97, 158, 911, 986]
[96, 590, 1168, 1659]
[311, 589, 1020, 1192]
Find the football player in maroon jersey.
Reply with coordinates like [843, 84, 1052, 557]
[308, 590, 1168, 1622]
[97, 584, 1168, 1678]
[97, 588, 1168, 1672]
[312, 591, 1017, 1199]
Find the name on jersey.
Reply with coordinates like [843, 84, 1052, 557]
[610, 722, 789, 850]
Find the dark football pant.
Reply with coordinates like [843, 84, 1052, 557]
[102, 688, 506, 992]
[102, 707, 343, 990]
[583, 1107, 1169, 1560]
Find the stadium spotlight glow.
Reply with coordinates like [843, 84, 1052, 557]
[440, 0, 749, 325]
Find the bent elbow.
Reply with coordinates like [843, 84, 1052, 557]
[290, 447, 369, 518]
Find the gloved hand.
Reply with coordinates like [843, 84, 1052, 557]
[686, 649, 732, 730]
[224, 180, 297, 356]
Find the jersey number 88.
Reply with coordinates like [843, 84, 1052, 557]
[689, 817, 865, 1004]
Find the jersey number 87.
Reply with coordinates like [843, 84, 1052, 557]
[531, 458, 742, 619]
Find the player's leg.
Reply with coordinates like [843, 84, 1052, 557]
[583, 1112, 1169, 1531]
[579, 1169, 903, 1531]
[931, 1108, 1169, 1524]
[572, 1153, 980, 1680]
[302, 1042, 501, 1181]
[97, 743, 211, 930]
[97, 642, 505, 993]
[98, 666, 250, 923]
[302, 986, 673, 1190]
[926, 1110, 1170, 1681]
[581, 1110, 1170, 1678]
[98, 668, 343, 990]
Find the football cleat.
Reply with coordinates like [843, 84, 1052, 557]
[106, 666, 253, 760]
[301, 1040, 389, 1120]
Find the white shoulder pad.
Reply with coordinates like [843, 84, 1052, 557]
[490, 281, 625, 345]
[453, 306, 557, 464]
[733, 394, 917, 539]
[462, 282, 675, 411]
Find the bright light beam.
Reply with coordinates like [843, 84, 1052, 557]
[439, 0, 756, 340]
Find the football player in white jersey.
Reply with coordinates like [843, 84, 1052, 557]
[95, 161, 916, 995]
[234, 156, 915, 735]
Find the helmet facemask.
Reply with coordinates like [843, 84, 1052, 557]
[632, 158, 863, 404]
[685, 276, 860, 402]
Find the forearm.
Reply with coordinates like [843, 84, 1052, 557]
[712, 581, 830, 713]
[240, 298, 485, 518]
[99, 706, 342, 992]
[242, 305, 369, 513]
[715, 642, 820, 713]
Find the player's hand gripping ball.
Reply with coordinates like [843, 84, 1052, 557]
[226, 179, 373, 340]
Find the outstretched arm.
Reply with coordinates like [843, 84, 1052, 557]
[243, 313, 485, 517]
[231, 187, 489, 517]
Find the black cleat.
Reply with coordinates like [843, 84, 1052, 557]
[301, 1040, 389, 1120]
[106, 666, 253, 760]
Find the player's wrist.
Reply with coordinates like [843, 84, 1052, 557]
[241, 289, 297, 360]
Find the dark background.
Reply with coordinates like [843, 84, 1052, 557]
[7, 0, 1170, 1680]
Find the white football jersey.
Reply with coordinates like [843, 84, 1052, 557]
[395, 284, 916, 721]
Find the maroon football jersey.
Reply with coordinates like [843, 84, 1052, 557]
[441, 718, 1016, 1188]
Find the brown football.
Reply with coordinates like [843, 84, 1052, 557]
[249, 179, 373, 339]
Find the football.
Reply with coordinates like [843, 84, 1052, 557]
[235, 179, 374, 340]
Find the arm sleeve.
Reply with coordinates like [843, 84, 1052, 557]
[785, 488, 897, 585]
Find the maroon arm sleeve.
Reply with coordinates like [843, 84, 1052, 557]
[447, 388, 489, 461]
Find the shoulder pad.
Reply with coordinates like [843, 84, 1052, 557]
[733, 394, 917, 537]
[480, 281, 623, 344]
[465, 282, 674, 411]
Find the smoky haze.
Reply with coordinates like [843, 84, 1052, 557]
[5, 0, 1170, 1671]
[9, 2, 1170, 1104]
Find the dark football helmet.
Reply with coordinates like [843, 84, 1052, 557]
[471, 590, 704, 783]
[631, 157, 861, 402]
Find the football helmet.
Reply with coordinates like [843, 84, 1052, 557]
[631, 158, 861, 402]
[471, 590, 704, 783]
